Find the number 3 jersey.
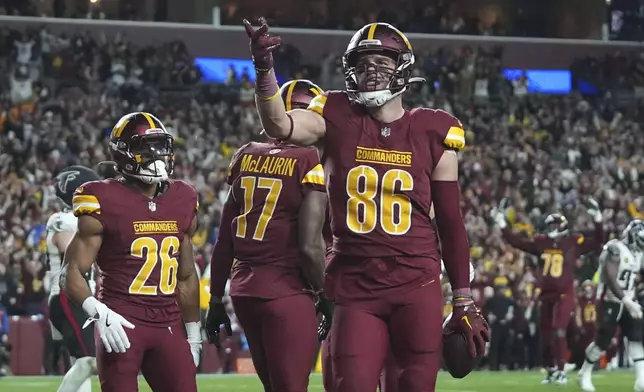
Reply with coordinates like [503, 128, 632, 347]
[72, 179, 198, 326]
[596, 239, 642, 303]
[226, 141, 325, 299]
[307, 90, 464, 260]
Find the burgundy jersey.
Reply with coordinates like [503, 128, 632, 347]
[226, 142, 325, 298]
[307, 91, 465, 261]
[578, 296, 597, 330]
[502, 223, 604, 297]
[72, 179, 198, 326]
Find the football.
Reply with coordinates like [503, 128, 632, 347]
[442, 332, 478, 379]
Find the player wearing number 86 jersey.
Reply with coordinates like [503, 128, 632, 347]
[62, 112, 200, 392]
[246, 18, 489, 391]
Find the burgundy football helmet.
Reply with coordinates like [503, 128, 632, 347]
[109, 112, 174, 184]
[279, 79, 323, 110]
[342, 22, 425, 107]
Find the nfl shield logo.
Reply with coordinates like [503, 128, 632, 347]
[148, 201, 157, 212]
[381, 127, 391, 137]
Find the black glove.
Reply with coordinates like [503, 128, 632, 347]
[315, 293, 333, 341]
[205, 297, 232, 348]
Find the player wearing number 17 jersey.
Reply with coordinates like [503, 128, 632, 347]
[492, 199, 604, 385]
[62, 112, 201, 392]
[244, 18, 489, 392]
[206, 79, 329, 392]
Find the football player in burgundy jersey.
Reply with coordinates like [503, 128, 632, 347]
[491, 198, 604, 385]
[569, 280, 597, 369]
[206, 80, 332, 392]
[61, 112, 201, 392]
[243, 18, 489, 392]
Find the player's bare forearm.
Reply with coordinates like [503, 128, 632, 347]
[178, 217, 200, 322]
[210, 194, 237, 299]
[501, 228, 540, 255]
[255, 77, 291, 140]
[61, 215, 103, 306]
[298, 190, 327, 292]
[61, 263, 93, 305]
[601, 246, 625, 299]
[431, 150, 470, 294]
[177, 265, 200, 323]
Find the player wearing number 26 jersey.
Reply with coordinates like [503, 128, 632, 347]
[245, 19, 489, 392]
[492, 201, 604, 385]
[207, 80, 329, 392]
[62, 112, 201, 392]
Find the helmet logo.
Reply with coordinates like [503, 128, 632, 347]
[381, 127, 391, 137]
[148, 201, 157, 212]
[56, 170, 80, 194]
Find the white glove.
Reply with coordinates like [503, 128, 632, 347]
[585, 197, 603, 223]
[623, 297, 643, 319]
[491, 208, 507, 229]
[186, 321, 202, 367]
[82, 296, 135, 353]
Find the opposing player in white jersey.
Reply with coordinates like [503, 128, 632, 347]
[47, 165, 100, 392]
[578, 220, 644, 392]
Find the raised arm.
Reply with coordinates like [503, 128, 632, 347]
[243, 18, 326, 145]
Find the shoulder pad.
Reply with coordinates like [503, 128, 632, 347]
[603, 242, 621, 256]
[226, 143, 252, 185]
[306, 91, 329, 117]
[46, 212, 77, 233]
[71, 180, 104, 217]
[414, 108, 466, 150]
[172, 180, 199, 212]
[300, 147, 325, 189]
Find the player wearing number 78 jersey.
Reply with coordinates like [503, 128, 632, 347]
[62, 112, 201, 392]
[491, 198, 604, 385]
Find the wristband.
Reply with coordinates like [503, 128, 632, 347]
[185, 321, 202, 341]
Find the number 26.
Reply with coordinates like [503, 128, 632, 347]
[129, 236, 179, 295]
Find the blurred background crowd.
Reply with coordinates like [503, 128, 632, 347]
[1, 0, 644, 377]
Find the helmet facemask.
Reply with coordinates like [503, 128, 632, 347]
[625, 220, 644, 250]
[544, 214, 569, 239]
[111, 133, 174, 185]
[344, 48, 415, 107]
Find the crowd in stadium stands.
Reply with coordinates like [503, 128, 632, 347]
[1, 21, 643, 374]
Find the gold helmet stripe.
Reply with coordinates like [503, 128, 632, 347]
[111, 116, 131, 139]
[285, 81, 298, 112]
[367, 23, 378, 40]
[141, 112, 156, 129]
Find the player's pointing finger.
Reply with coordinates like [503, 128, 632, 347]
[242, 19, 254, 38]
